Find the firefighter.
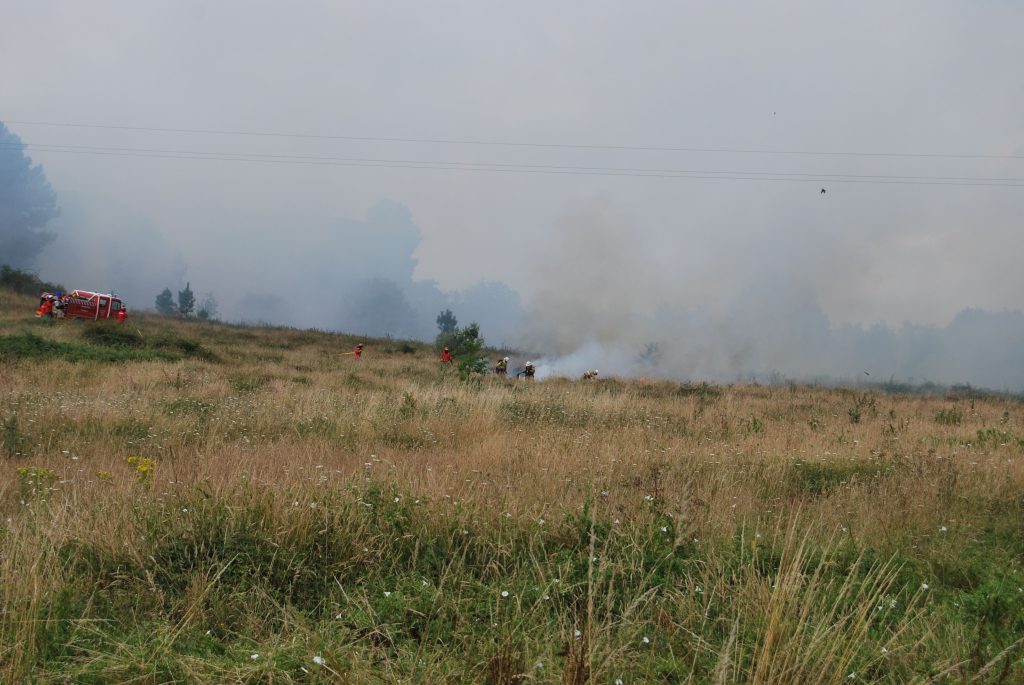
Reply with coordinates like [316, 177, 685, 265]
[517, 361, 536, 380]
[440, 346, 453, 364]
[494, 356, 509, 376]
[582, 369, 599, 380]
[36, 297, 53, 318]
[353, 342, 364, 360]
[117, 307, 127, 323]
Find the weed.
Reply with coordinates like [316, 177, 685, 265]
[847, 392, 877, 424]
[126, 456, 157, 489]
[230, 373, 271, 393]
[2, 414, 29, 458]
[745, 416, 765, 434]
[935, 408, 964, 426]
[15, 466, 58, 499]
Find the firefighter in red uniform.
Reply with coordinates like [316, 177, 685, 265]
[353, 343, 364, 360]
[117, 308, 128, 323]
[440, 346, 453, 364]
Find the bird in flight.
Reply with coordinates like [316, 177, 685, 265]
[820, 188, 827, 194]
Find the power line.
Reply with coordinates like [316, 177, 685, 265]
[8, 142, 1024, 188]
[5, 118, 1023, 161]
[7, 141, 1024, 185]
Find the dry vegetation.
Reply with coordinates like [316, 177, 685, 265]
[1, 289, 1023, 683]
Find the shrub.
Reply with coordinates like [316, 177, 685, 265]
[0, 265, 63, 295]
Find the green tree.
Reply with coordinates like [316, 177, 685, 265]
[443, 322, 488, 378]
[155, 288, 176, 316]
[436, 309, 458, 333]
[177, 282, 195, 317]
[1, 265, 63, 296]
[0, 123, 59, 268]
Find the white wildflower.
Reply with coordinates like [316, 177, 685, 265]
[501, 590, 509, 598]
[312, 655, 325, 666]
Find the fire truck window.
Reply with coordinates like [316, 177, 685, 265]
[112, 301, 121, 311]
[100, 299, 108, 307]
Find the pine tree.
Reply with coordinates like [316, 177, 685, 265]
[155, 288, 176, 316]
[436, 309, 458, 333]
[178, 282, 195, 317]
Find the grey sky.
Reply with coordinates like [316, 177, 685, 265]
[2, 1, 1023, 380]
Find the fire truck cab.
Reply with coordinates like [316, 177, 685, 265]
[50, 290, 128, 321]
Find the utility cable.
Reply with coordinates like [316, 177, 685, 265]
[5, 118, 1023, 161]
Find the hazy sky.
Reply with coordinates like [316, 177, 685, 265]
[2, 1, 1023, 347]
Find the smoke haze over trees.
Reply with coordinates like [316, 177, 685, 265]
[524, 200, 1024, 392]
[230, 201, 525, 343]
[0, 123, 59, 268]
[4, 2, 1024, 390]
[37, 193, 188, 312]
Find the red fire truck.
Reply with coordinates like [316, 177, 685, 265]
[38, 290, 128, 322]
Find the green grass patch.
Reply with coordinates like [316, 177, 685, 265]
[787, 458, 898, 497]
[230, 372, 272, 393]
[0, 332, 174, 363]
[25, 483, 1012, 683]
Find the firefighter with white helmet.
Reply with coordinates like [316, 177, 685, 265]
[518, 361, 536, 380]
[494, 356, 509, 376]
[582, 369, 599, 380]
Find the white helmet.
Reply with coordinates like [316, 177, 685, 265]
[503, 357, 509, 362]
[593, 370, 599, 375]
[525, 361, 533, 366]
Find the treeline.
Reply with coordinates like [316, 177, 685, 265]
[154, 283, 218, 320]
[0, 265, 64, 296]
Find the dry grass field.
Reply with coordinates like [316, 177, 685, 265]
[1, 289, 1022, 683]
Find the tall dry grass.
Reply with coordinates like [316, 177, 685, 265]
[1, 297, 1022, 682]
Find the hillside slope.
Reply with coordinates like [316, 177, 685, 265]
[1, 292, 1023, 683]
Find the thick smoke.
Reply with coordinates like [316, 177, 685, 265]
[37, 192, 187, 310]
[523, 199, 1024, 392]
